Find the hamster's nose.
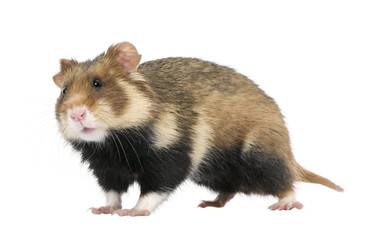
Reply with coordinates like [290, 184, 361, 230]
[70, 107, 87, 122]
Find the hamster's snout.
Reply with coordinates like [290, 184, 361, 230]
[70, 107, 87, 123]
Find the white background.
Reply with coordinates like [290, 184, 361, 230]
[1, 0, 364, 239]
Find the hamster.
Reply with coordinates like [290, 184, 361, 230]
[53, 42, 343, 216]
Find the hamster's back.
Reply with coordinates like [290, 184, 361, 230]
[138, 57, 270, 103]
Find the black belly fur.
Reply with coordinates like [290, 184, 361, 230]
[193, 144, 294, 196]
[71, 128, 293, 197]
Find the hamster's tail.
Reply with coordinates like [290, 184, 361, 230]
[296, 166, 344, 192]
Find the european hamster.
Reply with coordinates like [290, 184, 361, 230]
[53, 42, 343, 216]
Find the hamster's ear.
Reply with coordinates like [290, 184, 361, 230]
[106, 42, 142, 73]
[53, 72, 64, 88]
[53, 59, 77, 88]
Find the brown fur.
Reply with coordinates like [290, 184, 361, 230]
[137, 58, 293, 161]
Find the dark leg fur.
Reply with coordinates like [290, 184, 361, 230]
[198, 193, 236, 208]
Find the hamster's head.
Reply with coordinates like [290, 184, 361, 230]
[53, 42, 154, 142]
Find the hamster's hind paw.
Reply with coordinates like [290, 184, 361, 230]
[268, 200, 303, 211]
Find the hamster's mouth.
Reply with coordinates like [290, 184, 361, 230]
[74, 126, 106, 142]
[81, 127, 96, 134]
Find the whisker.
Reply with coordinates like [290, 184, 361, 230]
[113, 131, 133, 172]
[107, 130, 123, 164]
[94, 111, 146, 173]
[95, 113, 133, 172]
[131, 127, 165, 163]
[120, 130, 144, 172]
[82, 142, 99, 163]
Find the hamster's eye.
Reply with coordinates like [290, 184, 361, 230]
[62, 86, 67, 95]
[92, 78, 104, 88]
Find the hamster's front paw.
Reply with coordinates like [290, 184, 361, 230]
[113, 209, 150, 217]
[89, 206, 121, 214]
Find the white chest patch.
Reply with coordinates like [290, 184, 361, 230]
[153, 110, 180, 149]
